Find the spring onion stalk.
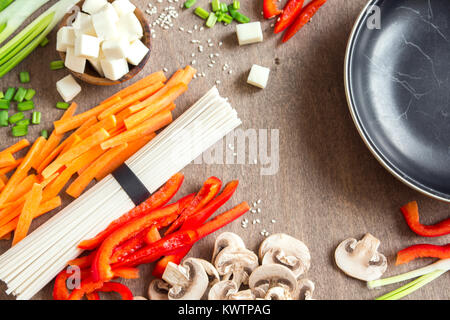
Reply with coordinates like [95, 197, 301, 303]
[4, 87, 14, 100]
[19, 71, 29, 83]
[17, 100, 34, 111]
[40, 129, 48, 138]
[24, 89, 35, 101]
[0, 99, 9, 109]
[11, 124, 27, 137]
[8, 111, 23, 124]
[0, 110, 7, 126]
[0, 0, 79, 78]
[0, 0, 49, 45]
[0, 0, 15, 12]
[31, 111, 41, 124]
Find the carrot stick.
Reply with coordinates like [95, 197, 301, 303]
[101, 71, 167, 104]
[53, 97, 121, 135]
[115, 108, 133, 129]
[0, 233, 11, 240]
[98, 82, 165, 120]
[0, 174, 7, 184]
[61, 135, 82, 155]
[124, 83, 187, 129]
[42, 129, 110, 179]
[12, 183, 43, 245]
[4, 174, 37, 204]
[79, 115, 117, 140]
[66, 143, 129, 198]
[0, 157, 22, 175]
[0, 152, 15, 167]
[0, 137, 46, 207]
[101, 111, 171, 150]
[95, 134, 155, 181]
[0, 179, 4, 192]
[178, 65, 197, 86]
[0, 139, 30, 155]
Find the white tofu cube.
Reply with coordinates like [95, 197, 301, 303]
[117, 13, 143, 41]
[247, 64, 270, 89]
[65, 47, 86, 74]
[74, 34, 101, 59]
[82, 0, 108, 14]
[91, 5, 119, 40]
[112, 0, 136, 16]
[72, 12, 96, 37]
[56, 75, 82, 102]
[102, 37, 129, 60]
[88, 57, 105, 76]
[100, 58, 129, 80]
[56, 27, 75, 52]
[126, 39, 149, 65]
[102, 3, 120, 23]
[236, 22, 263, 46]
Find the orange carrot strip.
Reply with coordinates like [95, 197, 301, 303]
[0, 179, 4, 192]
[95, 134, 155, 181]
[0, 174, 7, 184]
[178, 65, 197, 86]
[79, 115, 117, 140]
[42, 129, 110, 179]
[98, 82, 165, 120]
[101, 71, 167, 104]
[124, 83, 187, 129]
[12, 183, 43, 245]
[101, 111, 171, 150]
[0, 157, 22, 175]
[61, 135, 82, 155]
[0, 233, 11, 240]
[4, 174, 36, 204]
[0, 152, 15, 167]
[66, 144, 129, 198]
[115, 108, 134, 129]
[1, 139, 30, 155]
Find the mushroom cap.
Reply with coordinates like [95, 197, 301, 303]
[228, 289, 256, 300]
[192, 258, 220, 285]
[264, 286, 293, 300]
[334, 233, 387, 281]
[296, 278, 315, 300]
[148, 279, 170, 300]
[214, 246, 259, 287]
[248, 264, 298, 294]
[133, 296, 148, 300]
[212, 232, 246, 262]
[208, 280, 238, 300]
[259, 233, 311, 278]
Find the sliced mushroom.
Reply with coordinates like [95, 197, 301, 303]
[296, 278, 315, 300]
[214, 247, 259, 287]
[193, 258, 220, 285]
[133, 296, 148, 300]
[259, 233, 311, 278]
[212, 232, 246, 262]
[249, 264, 298, 296]
[162, 258, 209, 300]
[208, 280, 238, 300]
[228, 289, 256, 300]
[264, 286, 292, 300]
[148, 279, 170, 300]
[334, 233, 387, 281]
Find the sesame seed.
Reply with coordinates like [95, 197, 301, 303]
[215, 80, 221, 85]
[257, 208, 261, 213]
[271, 219, 276, 223]
[218, 41, 223, 46]
[256, 219, 261, 224]
[228, 70, 232, 74]
[191, 53, 195, 57]
[163, 68, 168, 72]
[253, 159, 258, 164]
[191, 60, 196, 65]
[208, 43, 214, 47]
[208, 64, 213, 68]
[257, 199, 261, 204]
[179, 27, 184, 31]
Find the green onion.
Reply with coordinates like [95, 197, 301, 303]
[4, 87, 15, 100]
[56, 101, 70, 110]
[40, 129, 48, 138]
[0, 0, 14, 12]
[11, 124, 27, 137]
[220, 2, 228, 12]
[194, 7, 210, 20]
[206, 13, 217, 28]
[24, 88, 36, 101]
[0, 110, 7, 126]
[215, 11, 224, 22]
[39, 36, 49, 47]
[0, 91, 3, 99]
[8, 111, 23, 124]
[234, 11, 250, 23]
[211, 0, 220, 12]
[184, 0, 196, 9]
[31, 111, 41, 124]
[16, 118, 30, 126]
[228, 4, 237, 18]
[13, 87, 26, 102]
[50, 60, 64, 70]
[0, 98, 9, 109]
[232, 0, 240, 10]
[222, 13, 233, 24]
[17, 100, 34, 111]
[19, 71, 30, 83]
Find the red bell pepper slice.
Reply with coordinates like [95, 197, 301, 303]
[165, 176, 222, 235]
[401, 201, 450, 237]
[67, 251, 96, 269]
[282, 0, 327, 43]
[146, 225, 161, 244]
[53, 269, 71, 300]
[86, 292, 100, 300]
[68, 278, 104, 300]
[78, 173, 185, 250]
[263, 0, 282, 19]
[396, 243, 450, 265]
[95, 282, 134, 300]
[274, 0, 304, 33]
[112, 267, 140, 279]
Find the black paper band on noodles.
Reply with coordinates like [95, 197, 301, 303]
[112, 164, 151, 206]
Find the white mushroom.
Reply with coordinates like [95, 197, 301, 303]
[133, 296, 148, 300]
[228, 289, 256, 300]
[148, 279, 170, 300]
[248, 264, 298, 296]
[334, 233, 387, 281]
[296, 278, 315, 300]
[259, 233, 311, 278]
[162, 258, 209, 300]
[193, 258, 220, 285]
[264, 286, 292, 300]
[208, 280, 238, 300]
[214, 247, 259, 288]
[212, 232, 246, 262]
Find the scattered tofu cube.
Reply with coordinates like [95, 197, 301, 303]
[236, 22, 263, 46]
[74, 34, 100, 59]
[100, 58, 129, 81]
[56, 75, 82, 102]
[117, 12, 143, 41]
[247, 64, 270, 89]
[91, 5, 119, 40]
[112, 0, 136, 16]
[56, 26, 75, 52]
[65, 47, 86, 74]
[102, 37, 129, 60]
[82, 0, 108, 14]
[73, 12, 96, 37]
[126, 39, 149, 66]
[88, 57, 105, 77]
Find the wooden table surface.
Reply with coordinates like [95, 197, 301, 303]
[0, 0, 449, 300]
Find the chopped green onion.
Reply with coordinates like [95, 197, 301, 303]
[194, 7, 210, 20]
[11, 124, 28, 137]
[50, 60, 64, 70]
[4, 87, 15, 100]
[234, 11, 250, 23]
[206, 13, 217, 28]
[0, 98, 9, 109]
[211, 0, 220, 12]
[8, 111, 23, 124]
[233, 0, 240, 10]
[24, 88, 36, 101]
[183, 0, 196, 9]
[0, 0, 14, 12]
[56, 101, 69, 110]
[41, 129, 48, 138]
[215, 11, 224, 22]
[222, 13, 233, 24]
[0, 110, 7, 126]
[16, 118, 30, 126]
[13, 87, 27, 102]
[0, 91, 3, 99]
[17, 100, 34, 111]
[39, 36, 49, 47]
[220, 2, 228, 12]
[19, 71, 30, 83]
[31, 111, 41, 124]
[228, 4, 237, 18]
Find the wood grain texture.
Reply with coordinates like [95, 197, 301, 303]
[0, 0, 448, 300]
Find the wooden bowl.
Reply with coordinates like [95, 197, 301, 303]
[58, 0, 151, 86]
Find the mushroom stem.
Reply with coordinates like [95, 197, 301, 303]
[352, 233, 380, 262]
[163, 263, 190, 288]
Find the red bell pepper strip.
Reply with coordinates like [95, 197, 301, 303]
[146, 225, 161, 244]
[401, 201, 450, 237]
[112, 267, 140, 279]
[282, 0, 327, 43]
[95, 282, 134, 300]
[274, 0, 304, 33]
[165, 176, 222, 235]
[78, 173, 185, 250]
[263, 0, 282, 19]
[396, 243, 450, 265]
[68, 278, 104, 300]
[53, 269, 71, 300]
[86, 292, 100, 300]
[67, 251, 96, 269]
[153, 180, 239, 278]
